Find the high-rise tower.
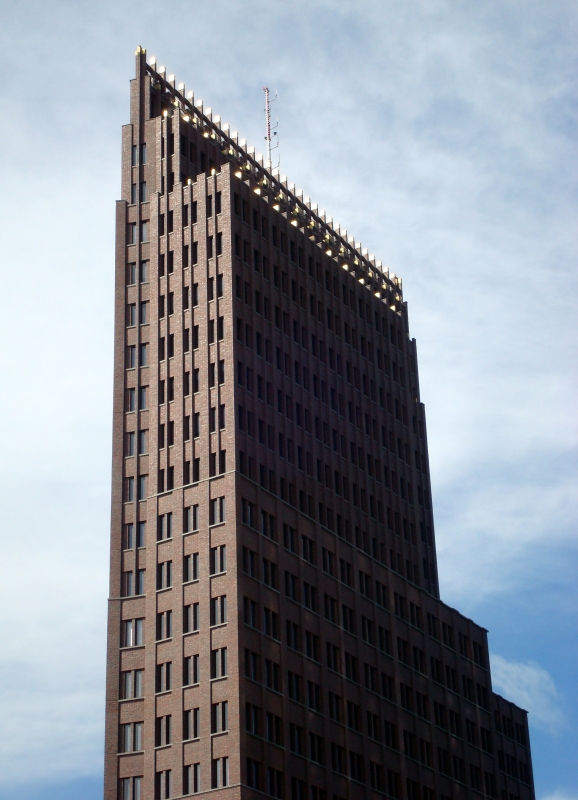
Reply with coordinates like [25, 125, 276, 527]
[104, 48, 535, 800]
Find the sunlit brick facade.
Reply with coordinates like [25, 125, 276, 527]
[104, 47, 536, 800]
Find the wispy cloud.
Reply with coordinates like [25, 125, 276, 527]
[540, 792, 578, 800]
[491, 654, 565, 735]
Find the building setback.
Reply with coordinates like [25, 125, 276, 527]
[104, 47, 536, 800]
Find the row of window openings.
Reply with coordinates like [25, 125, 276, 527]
[240, 498, 435, 595]
[124, 406, 225, 456]
[122, 502, 222, 554]
[121, 705, 228, 756]
[125, 369, 224, 420]
[120, 653, 219, 703]
[127, 216, 224, 260]
[119, 758, 228, 799]
[245, 637, 493, 724]
[125, 321, 224, 367]
[240, 461, 431, 567]
[237, 360, 420, 467]
[123, 449, 225, 500]
[245, 700, 492, 766]
[244, 537, 462, 649]
[304, 539, 470, 652]
[120, 548, 225, 598]
[126, 250, 223, 287]
[233, 229, 406, 351]
[237, 274, 408, 380]
[239, 409, 419, 503]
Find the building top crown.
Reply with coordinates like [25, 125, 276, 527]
[139, 49, 403, 312]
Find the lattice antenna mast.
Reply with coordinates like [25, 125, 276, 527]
[263, 86, 279, 169]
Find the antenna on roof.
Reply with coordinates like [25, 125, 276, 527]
[263, 87, 279, 170]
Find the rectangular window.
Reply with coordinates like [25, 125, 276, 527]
[210, 595, 227, 626]
[210, 647, 228, 678]
[183, 553, 199, 582]
[183, 603, 199, 634]
[211, 758, 229, 790]
[209, 496, 225, 525]
[183, 654, 200, 686]
[211, 701, 228, 734]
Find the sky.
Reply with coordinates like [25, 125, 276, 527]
[0, 0, 576, 797]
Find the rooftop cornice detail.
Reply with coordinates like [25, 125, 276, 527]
[141, 52, 403, 309]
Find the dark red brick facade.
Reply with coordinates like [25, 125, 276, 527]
[104, 47, 535, 800]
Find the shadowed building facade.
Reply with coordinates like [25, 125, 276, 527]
[104, 47, 535, 800]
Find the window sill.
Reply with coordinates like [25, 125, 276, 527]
[183, 630, 199, 637]
[119, 696, 144, 703]
[117, 749, 144, 756]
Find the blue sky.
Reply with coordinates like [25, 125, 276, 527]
[0, 1, 576, 798]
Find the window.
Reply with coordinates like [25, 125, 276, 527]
[155, 661, 172, 693]
[262, 558, 278, 588]
[303, 582, 317, 611]
[265, 658, 280, 690]
[122, 618, 144, 647]
[119, 777, 142, 800]
[244, 597, 258, 628]
[264, 608, 280, 639]
[210, 647, 228, 679]
[211, 701, 228, 733]
[209, 496, 225, 524]
[267, 767, 284, 799]
[286, 619, 300, 650]
[120, 669, 144, 699]
[183, 603, 199, 633]
[154, 714, 172, 746]
[339, 558, 353, 587]
[156, 560, 172, 590]
[326, 643, 341, 673]
[210, 595, 227, 626]
[246, 758, 261, 790]
[241, 499, 256, 528]
[157, 512, 172, 541]
[155, 770, 171, 800]
[183, 763, 200, 795]
[328, 691, 342, 722]
[283, 523, 297, 552]
[183, 553, 199, 582]
[322, 547, 335, 575]
[246, 702, 261, 735]
[183, 654, 199, 686]
[302, 535, 316, 564]
[119, 723, 144, 753]
[156, 610, 172, 641]
[210, 545, 226, 574]
[345, 652, 359, 682]
[289, 723, 305, 755]
[183, 504, 199, 532]
[305, 631, 320, 661]
[211, 757, 229, 789]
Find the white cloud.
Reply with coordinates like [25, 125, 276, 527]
[491, 654, 565, 735]
[540, 792, 578, 800]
